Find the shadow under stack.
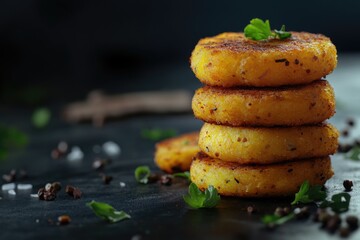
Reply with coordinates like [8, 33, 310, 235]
[189, 32, 339, 197]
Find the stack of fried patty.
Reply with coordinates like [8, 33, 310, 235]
[190, 32, 339, 197]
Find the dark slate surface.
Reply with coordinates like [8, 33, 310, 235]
[1, 56, 360, 240]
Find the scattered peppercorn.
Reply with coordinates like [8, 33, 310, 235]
[160, 175, 173, 186]
[326, 215, 341, 234]
[57, 215, 71, 225]
[247, 205, 257, 214]
[2, 169, 17, 182]
[346, 216, 359, 230]
[51, 141, 69, 159]
[43, 191, 56, 201]
[37, 188, 45, 200]
[38, 182, 62, 201]
[294, 206, 310, 220]
[342, 130, 349, 137]
[102, 175, 113, 185]
[338, 144, 353, 153]
[92, 158, 111, 171]
[347, 118, 355, 127]
[65, 185, 82, 199]
[343, 180, 353, 192]
[147, 173, 160, 183]
[57, 141, 68, 154]
[339, 227, 350, 238]
[274, 207, 288, 217]
[51, 149, 61, 159]
[51, 182, 62, 192]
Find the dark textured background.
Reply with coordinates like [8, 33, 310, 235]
[1, 1, 360, 239]
[0, 0, 359, 101]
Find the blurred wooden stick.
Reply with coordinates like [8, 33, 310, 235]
[62, 90, 192, 126]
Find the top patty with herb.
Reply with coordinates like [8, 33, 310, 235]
[190, 32, 337, 87]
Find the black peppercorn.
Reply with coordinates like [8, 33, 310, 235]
[346, 216, 359, 230]
[343, 180, 353, 192]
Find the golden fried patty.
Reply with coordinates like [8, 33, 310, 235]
[190, 32, 337, 87]
[190, 153, 333, 197]
[199, 123, 338, 164]
[154, 132, 199, 173]
[192, 80, 335, 127]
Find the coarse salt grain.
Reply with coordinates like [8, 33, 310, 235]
[119, 182, 126, 187]
[102, 141, 121, 157]
[67, 146, 84, 162]
[30, 194, 39, 198]
[2, 183, 16, 191]
[17, 184, 33, 191]
[8, 189, 16, 195]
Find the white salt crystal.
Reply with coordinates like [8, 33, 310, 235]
[30, 194, 39, 198]
[17, 184, 33, 191]
[102, 141, 121, 157]
[67, 146, 84, 162]
[2, 183, 16, 191]
[8, 189, 16, 195]
[119, 182, 126, 187]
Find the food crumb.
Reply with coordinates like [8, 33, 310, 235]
[2, 183, 16, 191]
[102, 141, 121, 157]
[8, 189, 16, 195]
[17, 184, 33, 191]
[66, 146, 84, 162]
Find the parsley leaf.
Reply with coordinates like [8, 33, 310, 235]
[183, 183, 220, 209]
[32, 108, 51, 128]
[346, 146, 360, 160]
[86, 200, 131, 223]
[291, 181, 326, 205]
[134, 165, 151, 184]
[320, 192, 351, 213]
[141, 128, 177, 141]
[0, 125, 28, 160]
[262, 213, 295, 226]
[244, 18, 292, 41]
[274, 25, 292, 39]
[173, 171, 190, 181]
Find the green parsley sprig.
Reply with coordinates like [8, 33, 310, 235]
[0, 124, 28, 160]
[183, 183, 220, 209]
[173, 171, 191, 181]
[141, 128, 177, 141]
[291, 180, 326, 205]
[32, 108, 51, 128]
[244, 18, 292, 41]
[134, 165, 151, 184]
[320, 192, 351, 213]
[262, 213, 295, 227]
[346, 146, 360, 160]
[86, 200, 131, 223]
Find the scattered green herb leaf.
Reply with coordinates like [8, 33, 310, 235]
[141, 128, 177, 141]
[183, 183, 220, 209]
[262, 213, 295, 226]
[86, 200, 131, 223]
[244, 18, 292, 41]
[291, 180, 326, 205]
[346, 146, 360, 160]
[135, 165, 151, 184]
[274, 25, 292, 40]
[0, 125, 28, 160]
[32, 108, 51, 128]
[173, 171, 190, 181]
[320, 192, 351, 213]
